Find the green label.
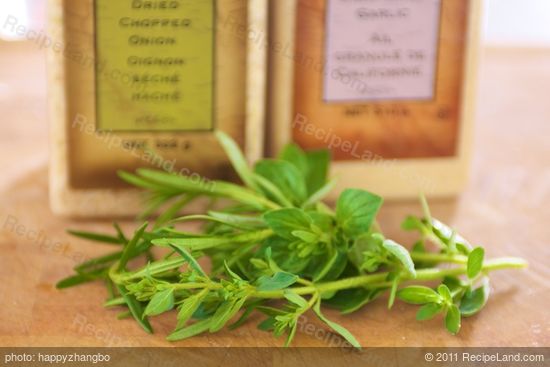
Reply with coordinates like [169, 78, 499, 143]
[95, 0, 215, 131]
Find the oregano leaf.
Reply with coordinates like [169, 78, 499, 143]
[467, 247, 485, 279]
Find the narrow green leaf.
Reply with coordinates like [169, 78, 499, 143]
[177, 290, 209, 328]
[56, 271, 106, 289]
[208, 211, 266, 230]
[135, 169, 279, 210]
[75, 252, 122, 273]
[224, 261, 243, 280]
[144, 288, 175, 317]
[229, 300, 263, 330]
[387, 275, 400, 309]
[313, 301, 361, 348]
[336, 189, 383, 238]
[256, 306, 286, 317]
[283, 291, 309, 309]
[167, 319, 212, 342]
[257, 317, 276, 331]
[153, 229, 273, 251]
[397, 286, 441, 305]
[285, 322, 298, 347]
[104, 297, 126, 308]
[116, 285, 153, 334]
[416, 303, 444, 321]
[67, 230, 122, 245]
[118, 222, 148, 272]
[215, 130, 259, 191]
[168, 245, 207, 278]
[256, 272, 298, 291]
[118, 171, 177, 193]
[383, 240, 416, 277]
[467, 247, 485, 279]
[210, 296, 249, 332]
[116, 311, 132, 320]
[113, 223, 128, 242]
[445, 304, 461, 335]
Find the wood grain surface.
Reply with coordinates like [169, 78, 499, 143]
[0, 42, 549, 347]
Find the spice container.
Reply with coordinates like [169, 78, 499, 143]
[268, 0, 481, 199]
[48, 0, 267, 216]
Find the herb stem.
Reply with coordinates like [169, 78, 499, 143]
[252, 257, 527, 299]
[410, 252, 468, 264]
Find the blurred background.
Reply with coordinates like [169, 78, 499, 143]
[1, 0, 550, 190]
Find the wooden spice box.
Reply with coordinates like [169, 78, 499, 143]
[48, 0, 267, 217]
[267, 0, 482, 199]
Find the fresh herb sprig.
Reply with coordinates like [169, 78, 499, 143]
[58, 132, 527, 347]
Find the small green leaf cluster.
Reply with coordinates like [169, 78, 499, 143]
[57, 132, 526, 347]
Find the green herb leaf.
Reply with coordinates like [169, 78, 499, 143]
[279, 144, 308, 171]
[168, 244, 207, 278]
[167, 319, 212, 342]
[68, 230, 122, 245]
[445, 304, 461, 335]
[215, 130, 259, 191]
[291, 230, 318, 243]
[144, 289, 175, 317]
[229, 300, 263, 330]
[256, 272, 298, 291]
[397, 286, 441, 305]
[313, 301, 361, 348]
[460, 281, 490, 317]
[153, 229, 273, 251]
[208, 211, 266, 230]
[387, 274, 400, 309]
[56, 270, 107, 289]
[336, 189, 383, 238]
[118, 222, 148, 272]
[383, 240, 417, 277]
[467, 247, 485, 279]
[416, 303, 444, 321]
[438, 284, 453, 305]
[257, 317, 276, 331]
[209, 295, 249, 332]
[176, 290, 209, 328]
[116, 285, 153, 334]
[304, 150, 331, 194]
[263, 208, 312, 240]
[283, 291, 309, 309]
[255, 160, 307, 205]
[324, 288, 384, 314]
